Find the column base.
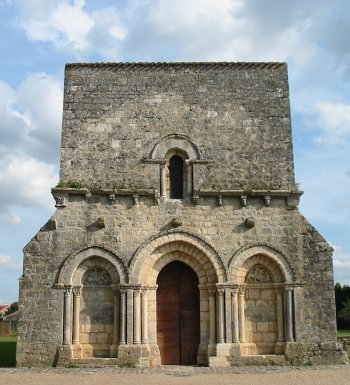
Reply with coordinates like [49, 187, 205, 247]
[56, 344, 74, 367]
[197, 342, 209, 365]
[110, 343, 119, 358]
[117, 344, 153, 367]
[275, 341, 285, 355]
[208, 343, 236, 367]
[72, 343, 82, 359]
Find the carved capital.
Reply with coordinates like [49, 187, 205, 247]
[64, 285, 73, 296]
[72, 286, 82, 297]
[217, 287, 225, 296]
[285, 285, 294, 293]
[238, 286, 246, 295]
[119, 289, 127, 296]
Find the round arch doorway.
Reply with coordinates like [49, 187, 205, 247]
[156, 261, 200, 365]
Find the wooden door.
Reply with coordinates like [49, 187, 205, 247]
[157, 261, 200, 365]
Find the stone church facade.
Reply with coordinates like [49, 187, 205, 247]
[17, 62, 347, 367]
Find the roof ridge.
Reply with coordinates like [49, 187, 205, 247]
[65, 61, 286, 70]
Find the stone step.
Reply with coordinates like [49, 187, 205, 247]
[240, 354, 287, 366]
[71, 358, 120, 368]
[208, 356, 230, 367]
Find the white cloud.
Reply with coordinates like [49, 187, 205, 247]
[0, 209, 21, 225]
[332, 244, 350, 260]
[15, 0, 94, 51]
[312, 102, 350, 144]
[0, 72, 61, 223]
[0, 72, 60, 225]
[8, 0, 316, 62]
[0, 156, 57, 212]
[0, 254, 22, 272]
[88, 7, 127, 60]
[0, 72, 62, 164]
[330, 243, 350, 284]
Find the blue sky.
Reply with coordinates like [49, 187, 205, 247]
[0, 0, 349, 303]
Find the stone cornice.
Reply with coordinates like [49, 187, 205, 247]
[198, 189, 303, 197]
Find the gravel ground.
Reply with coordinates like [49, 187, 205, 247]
[1, 365, 350, 385]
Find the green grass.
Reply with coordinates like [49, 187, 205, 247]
[337, 329, 350, 337]
[0, 336, 16, 367]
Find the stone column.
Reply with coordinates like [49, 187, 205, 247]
[276, 287, 284, 342]
[185, 161, 192, 196]
[141, 288, 149, 344]
[224, 287, 232, 343]
[160, 162, 166, 198]
[126, 287, 134, 344]
[72, 286, 82, 345]
[63, 285, 73, 345]
[133, 288, 141, 344]
[285, 286, 294, 342]
[217, 287, 225, 343]
[111, 285, 119, 345]
[119, 289, 126, 345]
[238, 286, 246, 343]
[208, 287, 216, 344]
[232, 287, 239, 343]
[147, 285, 158, 344]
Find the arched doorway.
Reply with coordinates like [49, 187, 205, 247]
[156, 261, 200, 365]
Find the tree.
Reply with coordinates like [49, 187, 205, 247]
[4, 301, 18, 317]
[339, 298, 350, 323]
[335, 283, 350, 329]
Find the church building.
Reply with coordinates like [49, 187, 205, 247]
[16, 62, 347, 367]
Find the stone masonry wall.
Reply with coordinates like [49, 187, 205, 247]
[17, 194, 339, 365]
[60, 63, 295, 191]
[16, 62, 343, 366]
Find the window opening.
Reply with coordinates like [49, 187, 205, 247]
[169, 155, 184, 199]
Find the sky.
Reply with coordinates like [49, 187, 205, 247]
[0, 0, 350, 304]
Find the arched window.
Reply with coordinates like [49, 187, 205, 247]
[169, 155, 184, 199]
[164, 150, 188, 200]
[149, 134, 202, 201]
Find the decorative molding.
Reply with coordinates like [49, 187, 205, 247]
[129, 230, 228, 284]
[56, 244, 129, 286]
[229, 243, 296, 283]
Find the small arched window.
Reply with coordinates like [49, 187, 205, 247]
[169, 155, 184, 199]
